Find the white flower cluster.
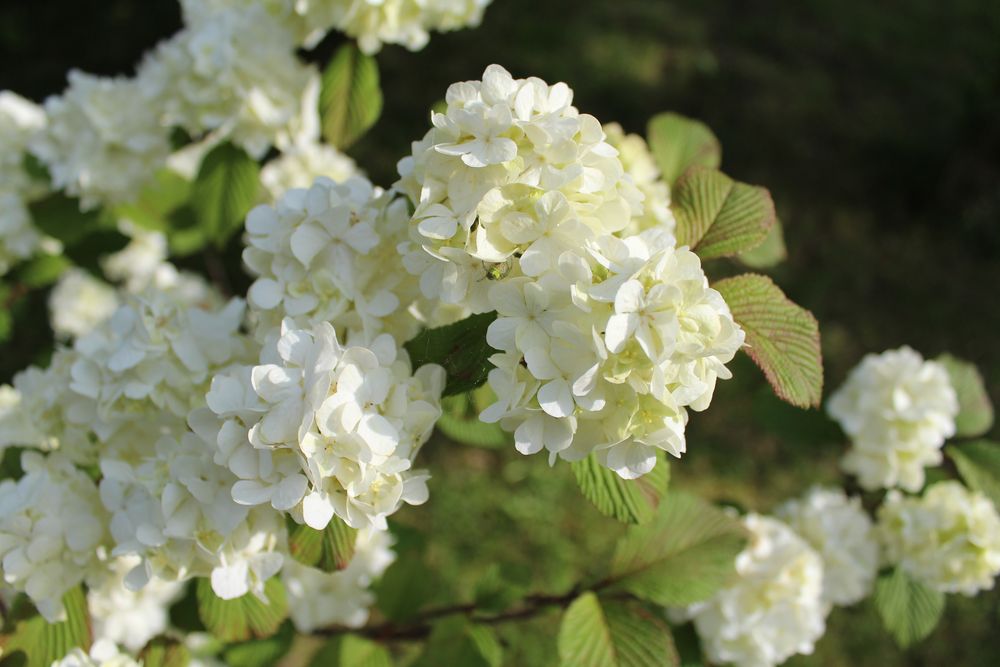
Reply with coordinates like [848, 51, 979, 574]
[243, 176, 422, 343]
[49, 269, 120, 340]
[776, 486, 879, 607]
[30, 71, 170, 209]
[681, 514, 827, 667]
[283, 526, 395, 632]
[397, 65, 743, 478]
[206, 320, 444, 530]
[603, 123, 675, 237]
[292, 0, 493, 53]
[52, 640, 141, 667]
[878, 481, 1000, 596]
[0, 92, 47, 276]
[0, 452, 108, 622]
[829, 346, 958, 492]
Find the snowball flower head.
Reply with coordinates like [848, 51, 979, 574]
[681, 514, 827, 667]
[878, 481, 1000, 596]
[52, 639, 140, 667]
[603, 122, 675, 236]
[260, 141, 358, 200]
[205, 320, 444, 530]
[0, 92, 47, 275]
[49, 269, 119, 340]
[829, 346, 958, 492]
[776, 486, 879, 606]
[31, 71, 170, 209]
[0, 452, 109, 622]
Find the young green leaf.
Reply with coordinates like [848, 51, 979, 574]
[115, 168, 192, 233]
[714, 273, 822, 409]
[937, 354, 994, 438]
[320, 44, 383, 149]
[671, 167, 776, 259]
[15, 253, 71, 288]
[947, 440, 1000, 508]
[222, 621, 295, 667]
[571, 452, 670, 524]
[558, 592, 679, 667]
[195, 578, 288, 643]
[309, 634, 393, 667]
[646, 113, 721, 186]
[189, 142, 260, 249]
[412, 616, 503, 667]
[27, 193, 110, 246]
[608, 492, 747, 607]
[287, 516, 358, 572]
[404, 312, 498, 396]
[0, 587, 91, 667]
[437, 386, 509, 448]
[874, 568, 945, 648]
[737, 219, 787, 269]
[139, 637, 192, 667]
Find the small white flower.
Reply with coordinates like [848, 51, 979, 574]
[49, 269, 119, 340]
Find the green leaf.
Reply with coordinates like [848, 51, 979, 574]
[558, 592, 678, 667]
[374, 553, 442, 623]
[473, 562, 532, 613]
[412, 616, 502, 667]
[0, 587, 91, 667]
[437, 386, 509, 448]
[140, 637, 192, 667]
[737, 219, 787, 269]
[222, 620, 294, 667]
[947, 440, 1000, 508]
[27, 193, 108, 246]
[319, 44, 383, 149]
[874, 568, 945, 648]
[572, 452, 670, 524]
[405, 312, 498, 397]
[15, 253, 71, 288]
[62, 229, 130, 276]
[309, 634, 393, 667]
[714, 273, 823, 408]
[195, 578, 288, 643]
[937, 354, 994, 438]
[671, 167, 776, 259]
[646, 113, 721, 186]
[287, 516, 358, 572]
[116, 168, 192, 233]
[608, 492, 746, 607]
[189, 142, 260, 249]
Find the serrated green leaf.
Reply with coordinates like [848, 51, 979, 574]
[646, 113, 721, 186]
[140, 637, 192, 667]
[405, 312, 497, 397]
[412, 616, 502, 667]
[874, 568, 945, 648]
[190, 142, 259, 249]
[714, 273, 822, 408]
[737, 219, 787, 269]
[437, 386, 509, 448]
[671, 167, 776, 259]
[222, 620, 294, 667]
[937, 354, 994, 438]
[287, 516, 358, 572]
[558, 592, 678, 667]
[947, 440, 1000, 508]
[572, 452, 670, 524]
[309, 634, 393, 667]
[0, 587, 91, 667]
[319, 44, 383, 149]
[15, 253, 71, 288]
[608, 492, 746, 607]
[196, 578, 287, 643]
[116, 168, 192, 233]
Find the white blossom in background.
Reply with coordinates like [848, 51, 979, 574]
[284, 526, 395, 632]
[101, 225, 170, 293]
[138, 5, 314, 159]
[0, 92, 47, 275]
[52, 640, 141, 667]
[829, 346, 959, 492]
[49, 269, 120, 340]
[679, 514, 827, 667]
[878, 481, 1000, 596]
[205, 320, 444, 531]
[244, 176, 421, 344]
[604, 122, 675, 236]
[776, 486, 879, 607]
[88, 555, 184, 652]
[30, 71, 170, 210]
[0, 452, 108, 623]
[260, 143, 359, 200]
[397, 66, 743, 479]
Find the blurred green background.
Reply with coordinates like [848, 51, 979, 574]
[2, 0, 999, 665]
